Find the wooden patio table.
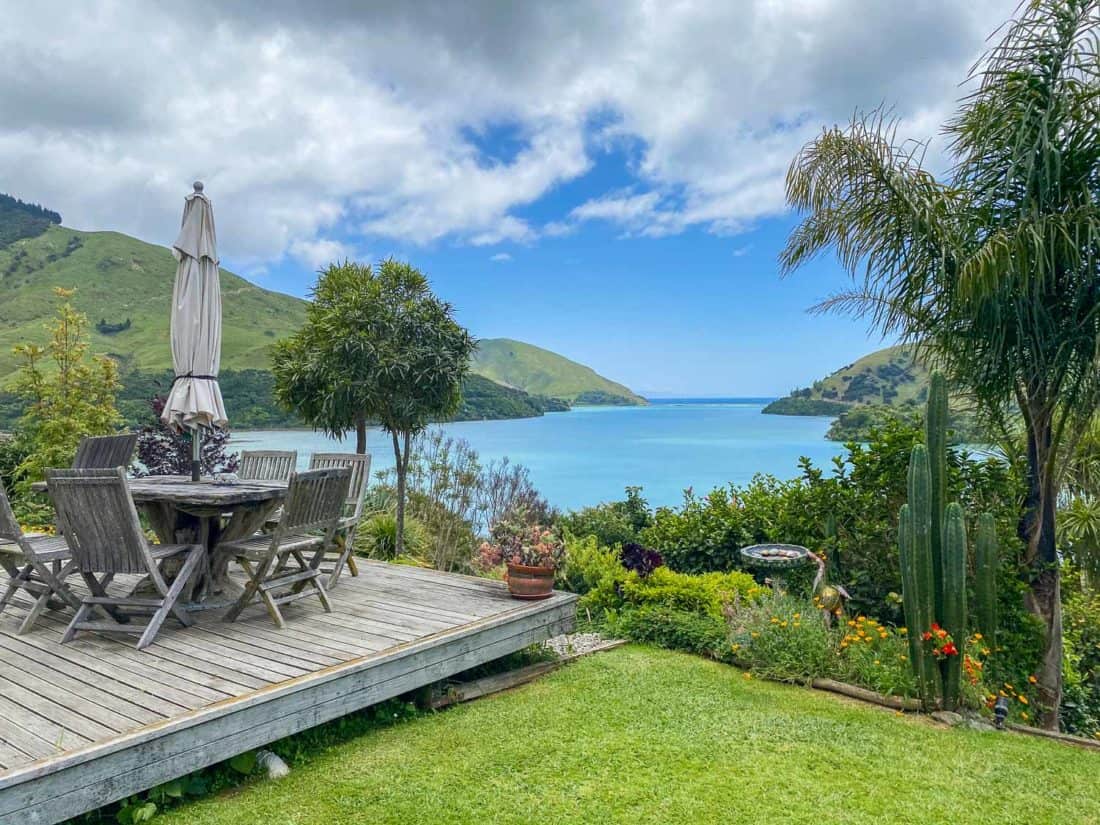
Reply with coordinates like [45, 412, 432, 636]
[33, 475, 288, 607]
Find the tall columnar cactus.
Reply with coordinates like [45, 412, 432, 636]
[897, 372, 990, 711]
[900, 445, 940, 709]
[925, 371, 949, 621]
[940, 502, 968, 711]
[974, 513, 998, 642]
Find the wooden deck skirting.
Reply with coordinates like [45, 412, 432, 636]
[0, 561, 576, 825]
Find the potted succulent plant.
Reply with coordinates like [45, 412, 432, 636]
[478, 516, 564, 600]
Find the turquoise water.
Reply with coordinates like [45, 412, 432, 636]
[229, 399, 842, 511]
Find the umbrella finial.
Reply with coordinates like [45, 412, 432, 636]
[193, 180, 204, 193]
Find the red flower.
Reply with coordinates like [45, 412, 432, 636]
[941, 642, 959, 657]
[921, 631, 933, 641]
[931, 623, 942, 632]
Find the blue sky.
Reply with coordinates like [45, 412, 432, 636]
[241, 145, 880, 398]
[4, 1, 1013, 397]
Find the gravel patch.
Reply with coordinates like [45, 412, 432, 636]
[544, 632, 618, 658]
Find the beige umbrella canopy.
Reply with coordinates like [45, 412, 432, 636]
[161, 182, 228, 480]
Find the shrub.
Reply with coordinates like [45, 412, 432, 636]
[557, 534, 624, 599]
[356, 512, 429, 560]
[559, 486, 652, 548]
[619, 542, 662, 577]
[835, 615, 918, 698]
[608, 606, 730, 660]
[619, 566, 762, 620]
[727, 594, 838, 683]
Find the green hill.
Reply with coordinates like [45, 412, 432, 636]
[0, 224, 307, 377]
[763, 345, 929, 416]
[473, 338, 646, 405]
[0, 200, 640, 426]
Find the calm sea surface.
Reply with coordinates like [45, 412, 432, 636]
[230, 399, 842, 511]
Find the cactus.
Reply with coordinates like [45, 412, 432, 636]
[896, 373, 989, 711]
[940, 502, 968, 711]
[901, 445, 940, 709]
[926, 371, 949, 621]
[898, 503, 936, 709]
[974, 513, 998, 642]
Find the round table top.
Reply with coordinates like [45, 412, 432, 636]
[32, 475, 288, 507]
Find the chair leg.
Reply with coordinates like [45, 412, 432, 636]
[313, 576, 333, 614]
[61, 602, 94, 644]
[18, 588, 54, 634]
[259, 587, 287, 628]
[0, 564, 30, 615]
[137, 546, 204, 650]
[223, 558, 262, 623]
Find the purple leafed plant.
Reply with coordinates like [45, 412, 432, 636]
[620, 542, 663, 578]
[133, 396, 239, 477]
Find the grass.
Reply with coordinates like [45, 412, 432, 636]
[159, 646, 1099, 825]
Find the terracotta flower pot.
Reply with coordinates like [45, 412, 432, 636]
[505, 562, 555, 600]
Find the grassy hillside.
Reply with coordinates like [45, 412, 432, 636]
[763, 345, 929, 415]
[0, 212, 640, 427]
[473, 338, 645, 405]
[0, 225, 307, 377]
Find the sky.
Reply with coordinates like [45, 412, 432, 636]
[1, 0, 1017, 396]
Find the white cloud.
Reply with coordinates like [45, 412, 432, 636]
[0, 0, 1014, 266]
[490, 252, 512, 263]
[289, 238, 358, 269]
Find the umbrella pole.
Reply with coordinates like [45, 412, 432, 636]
[191, 426, 202, 482]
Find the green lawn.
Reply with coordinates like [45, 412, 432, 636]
[161, 646, 1099, 825]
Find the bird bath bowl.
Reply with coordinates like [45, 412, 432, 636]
[740, 543, 813, 592]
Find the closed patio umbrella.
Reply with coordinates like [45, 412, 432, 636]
[162, 181, 228, 480]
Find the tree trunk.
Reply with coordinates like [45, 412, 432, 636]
[355, 418, 367, 454]
[1019, 403, 1063, 730]
[393, 430, 406, 557]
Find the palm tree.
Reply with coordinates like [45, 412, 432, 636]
[780, 0, 1100, 728]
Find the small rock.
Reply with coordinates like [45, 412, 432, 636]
[931, 710, 965, 726]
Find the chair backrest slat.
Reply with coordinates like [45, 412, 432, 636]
[73, 433, 138, 470]
[47, 468, 154, 575]
[0, 480, 25, 544]
[308, 452, 371, 517]
[278, 468, 350, 537]
[240, 450, 297, 482]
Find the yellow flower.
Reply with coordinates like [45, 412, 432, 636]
[793, 613, 801, 619]
[751, 632, 759, 638]
[731, 643, 741, 652]
[780, 621, 788, 628]
[1028, 675, 1038, 684]
[1017, 695, 1028, 705]
[973, 633, 983, 641]
[793, 622, 801, 628]
[1020, 711, 1029, 721]
[771, 617, 780, 624]
[874, 660, 881, 666]
[879, 632, 888, 640]
[847, 620, 857, 627]
[743, 672, 752, 680]
[899, 627, 908, 634]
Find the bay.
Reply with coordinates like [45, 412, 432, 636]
[229, 399, 843, 511]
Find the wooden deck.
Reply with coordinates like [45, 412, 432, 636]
[0, 560, 576, 825]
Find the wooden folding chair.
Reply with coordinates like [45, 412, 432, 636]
[0, 480, 83, 634]
[73, 433, 138, 469]
[308, 452, 371, 588]
[218, 467, 349, 628]
[239, 450, 297, 481]
[47, 468, 205, 650]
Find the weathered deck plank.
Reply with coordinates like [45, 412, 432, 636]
[0, 559, 576, 825]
